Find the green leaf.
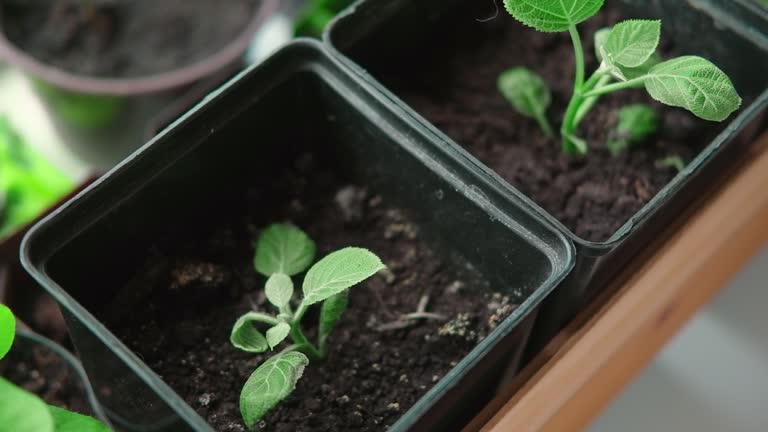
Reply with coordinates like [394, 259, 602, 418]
[48, 405, 111, 432]
[266, 323, 291, 350]
[617, 104, 659, 140]
[644, 56, 742, 121]
[0, 303, 15, 360]
[319, 291, 349, 345]
[302, 248, 385, 306]
[240, 351, 309, 427]
[231, 313, 270, 353]
[503, 0, 605, 33]
[607, 104, 659, 155]
[563, 133, 588, 155]
[594, 27, 611, 62]
[265, 273, 294, 308]
[497, 68, 553, 136]
[0, 377, 55, 432]
[623, 52, 662, 80]
[254, 224, 316, 277]
[603, 20, 661, 68]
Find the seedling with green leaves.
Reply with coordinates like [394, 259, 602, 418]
[230, 223, 385, 427]
[500, 0, 741, 155]
[0, 304, 111, 432]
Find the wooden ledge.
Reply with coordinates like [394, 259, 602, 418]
[466, 131, 768, 432]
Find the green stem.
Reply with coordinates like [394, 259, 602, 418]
[574, 75, 612, 127]
[289, 323, 322, 361]
[247, 312, 280, 326]
[569, 25, 586, 89]
[535, 110, 554, 137]
[582, 77, 648, 98]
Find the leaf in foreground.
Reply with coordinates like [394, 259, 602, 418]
[254, 224, 316, 277]
[603, 20, 661, 68]
[302, 247, 385, 306]
[240, 351, 309, 427]
[318, 290, 349, 346]
[266, 322, 291, 350]
[644, 56, 741, 121]
[231, 313, 270, 353]
[49, 405, 111, 432]
[503, 0, 605, 33]
[0, 377, 54, 432]
[265, 273, 294, 308]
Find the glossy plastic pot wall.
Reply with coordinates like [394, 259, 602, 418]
[325, 0, 768, 355]
[21, 40, 573, 432]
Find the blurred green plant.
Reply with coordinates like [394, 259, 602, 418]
[294, 0, 355, 38]
[0, 116, 74, 239]
[0, 305, 111, 431]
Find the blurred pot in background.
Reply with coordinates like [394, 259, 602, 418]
[0, 0, 277, 168]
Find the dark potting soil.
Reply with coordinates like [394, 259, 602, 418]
[104, 151, 518, 432]
[0, 339, 90, 414]
[2, 0, 258, 78]
[363, 3, 726, 242]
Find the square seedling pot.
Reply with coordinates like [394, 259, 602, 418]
[21, 40, 573, 432]
[325, 0, 768, 354]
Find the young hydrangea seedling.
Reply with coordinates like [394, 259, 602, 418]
[499, 0, 741, 155]
[0, 304, 111, 432]
[231, 223, 385, 427]
[607, 104, 659, 155]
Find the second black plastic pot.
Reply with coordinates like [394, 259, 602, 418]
[21, 40, 573, 432]
[325, 0, 768, 356]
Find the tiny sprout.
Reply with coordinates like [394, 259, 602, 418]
[231, 223, 385, 427]
[501, 0, 741, 155]
[656, 155, 686, 172]
[607, 104, 659, 155]
[497, 67, 554, 137]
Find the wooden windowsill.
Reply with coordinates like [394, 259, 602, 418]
[465, 131, 768, 432]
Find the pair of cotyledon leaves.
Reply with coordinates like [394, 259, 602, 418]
[501, 0, 741, 123]
[233, 224, 384, 427]
[0, 305, 111, 432]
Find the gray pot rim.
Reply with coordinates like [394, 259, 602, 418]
[0, 0, 278, 96]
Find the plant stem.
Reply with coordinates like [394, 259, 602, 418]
[560, 24, 589, 154]
[569, 25, 586, 89]
[582, 77, 648, 98]
[535, 110, 554, 137]
[289, 323, 322, 361]
[574, 75, 612, 127]
[247, 312, 280, 326]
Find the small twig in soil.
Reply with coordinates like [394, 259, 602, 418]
[375, 295, 446, 332]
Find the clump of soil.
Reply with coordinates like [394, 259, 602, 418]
[0, 339, 91, 414]
[2, 0, 258, 78]
[361, 3, 725, 241]
[103, 149, 521, 432]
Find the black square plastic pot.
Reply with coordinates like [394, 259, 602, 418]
[21, 40, 573, 432]
[325, 0, 768, 354]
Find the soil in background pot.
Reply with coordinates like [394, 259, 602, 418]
[2, 0, 258, 78]
[0, 338, 91, 414]
[361, 3, 728, 242]
[102, 146, 520, 431]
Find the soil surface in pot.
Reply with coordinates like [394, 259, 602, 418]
[0, 339, 90, 414]
[2, 0, 258, 78]
[365, 3, 727, 242]
[104, 151, 519, 432]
